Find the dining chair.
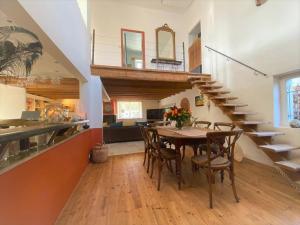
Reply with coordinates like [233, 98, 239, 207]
[193, 120, 212, 129]
[181, 120, 210, 160]
[146, 128, 177, 191]
[214, 122, 236, 131]
[188, 120, 212, 157]
[139, 126, 151, 172]
[191, 129, 243, 208]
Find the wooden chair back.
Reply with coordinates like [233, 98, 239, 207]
[145, 128, 161, 154]
[206, 130, 243, 165]
[214, 122, 236, 131]
[193, 120, 212, 129]
[140, 126, 150, 149]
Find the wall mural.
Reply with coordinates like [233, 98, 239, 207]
[0, 26, 43, 77]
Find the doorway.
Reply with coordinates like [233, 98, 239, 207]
[188, 22, 202, 73]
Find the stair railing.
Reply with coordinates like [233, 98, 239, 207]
[205, 45, 268, 77]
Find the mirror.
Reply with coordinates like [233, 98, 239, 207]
[121, 29, 145, 69]
[156, 24, 175, 60]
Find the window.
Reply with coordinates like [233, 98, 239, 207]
[286, 77, 300, 121]
[274, 72, 300, 127]
[117, 101, 142, 119]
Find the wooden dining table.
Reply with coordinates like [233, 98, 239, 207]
[156, 127, 211, 189]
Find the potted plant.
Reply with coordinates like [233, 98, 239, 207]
[164, 106, 191, 129]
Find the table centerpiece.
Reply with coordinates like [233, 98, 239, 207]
[164, 106, 191, 130]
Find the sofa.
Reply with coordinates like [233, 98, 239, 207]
[103, 125, 143, 143]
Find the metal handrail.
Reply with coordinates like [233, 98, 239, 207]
[205, 45, 268, 77]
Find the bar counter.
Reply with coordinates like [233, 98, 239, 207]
[0, 124, 102, 225]
[0, 120, 89, 143]
[0, 120, 89, 173]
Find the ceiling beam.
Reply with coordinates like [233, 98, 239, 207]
[91, 65, 210, 82]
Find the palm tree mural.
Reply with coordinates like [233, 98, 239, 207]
[0, 26, 43, 77]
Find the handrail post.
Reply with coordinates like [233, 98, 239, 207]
[182, 42, 186, 72]
[92, 29, 95, 65]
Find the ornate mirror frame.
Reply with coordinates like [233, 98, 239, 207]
[155, 24, 176, 61]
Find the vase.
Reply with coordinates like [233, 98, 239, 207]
[175, 120, 183, 130]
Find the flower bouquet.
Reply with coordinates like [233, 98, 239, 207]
[164, 106, 191, 129]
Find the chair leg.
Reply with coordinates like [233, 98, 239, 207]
[167, 160, 173, 173]
[199, 145, 202, 156]
[207, 170, 213, 209]
[181, 145, 186, 160]
[147, 152, 151, 173]
[220, 170, 224, 183]
[191, 160, 195, 175]
[150, 156, 156, 178]
[157, 159, 163, 191]
[143, 148, 147, 166]
[229, 168, 239, 203]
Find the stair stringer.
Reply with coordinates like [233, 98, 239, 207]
[189, 78, 300, 192]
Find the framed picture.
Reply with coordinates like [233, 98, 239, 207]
[103, 102, 113, 114]
[195, 95, 204, 107]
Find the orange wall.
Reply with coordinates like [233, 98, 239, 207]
[0, 128, 102, 225]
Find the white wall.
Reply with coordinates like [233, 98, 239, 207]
[14, 0, 103, 128]
[161, 0, 300, 165]
[17, 0, 91, 82]
[90, 1, 186, 70]
[0, 84, 26, 120]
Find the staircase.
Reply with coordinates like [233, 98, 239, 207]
[188, 76, 300, 191]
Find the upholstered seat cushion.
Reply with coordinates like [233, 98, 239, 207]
[191, 155, 231, 168]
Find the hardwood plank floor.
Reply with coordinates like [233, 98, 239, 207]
[55, 151, 300, 225]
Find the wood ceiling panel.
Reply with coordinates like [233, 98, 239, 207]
[26, 78, 79, 99]
[101, 78, 192, 100]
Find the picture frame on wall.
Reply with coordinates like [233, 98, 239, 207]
[195, 95, 204, 107]
[103, 102, 113, 114]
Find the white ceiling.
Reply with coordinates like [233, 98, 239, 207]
[0, 10, 75, 79]
[98, 0, 194, 12]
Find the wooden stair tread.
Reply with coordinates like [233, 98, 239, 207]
[275, 161, 300, 172]
[259, 144, 300, 152]
[211, 96, 238, 100]
[221, 103, 248, 107]
[187, 76, 208, 81]
[246, 131, 285, 137]
[231, 111, 256, 115]
[191, 80, 216, 85]
[205, 90, 230, 94]
[234, 120, 267, 125]
[199, 85, 223, 89]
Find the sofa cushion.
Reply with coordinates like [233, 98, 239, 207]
[123, 120, 136, 126]
[110, 122, 123, 127]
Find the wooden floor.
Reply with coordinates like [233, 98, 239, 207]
[56, 151, 300, 225]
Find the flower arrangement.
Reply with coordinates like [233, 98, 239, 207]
[164, 106, 191, 129]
